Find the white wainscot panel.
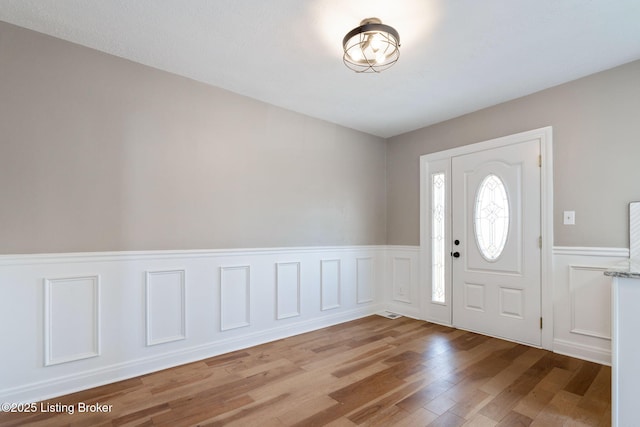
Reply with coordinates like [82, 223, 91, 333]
[0, 246, 386, 404]
[552, 246, 628, 365]
[321, 259, 341, 311]
[44, 276, 100, 366]
[356, 257, 375, 304]
[220, 265, 251, 331]
[569, 266, 611, 340]
[146, 270, 186, 346]
[276, 262, 301, 319]
[392, 257, 412, 303]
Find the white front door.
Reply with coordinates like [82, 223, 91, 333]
[451, 139, 541, 346]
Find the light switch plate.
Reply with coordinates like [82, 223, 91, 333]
[563, 211, 575, 225]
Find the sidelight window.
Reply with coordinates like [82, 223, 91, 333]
[431, 173, 446, 303]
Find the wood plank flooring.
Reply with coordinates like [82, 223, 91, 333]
[0, 316, 611, 426]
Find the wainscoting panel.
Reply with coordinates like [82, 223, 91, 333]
[6, 244, 623, 403]
[320, 259, 341, 311]
[0, 246, 384, 403]
[392, 257, 412, 304]
[356, 257, 374, 304]
[385, 246, 420, 318]
[569, 266, 611, 340]
[44, 276, 100, 366]
[553, 246, 628, 365]
[220, 266, 251, 331]
[276, 262, 300, 320]
[146, 270, 186, 346]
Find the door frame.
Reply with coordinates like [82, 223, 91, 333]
[419, 127, 553, 350]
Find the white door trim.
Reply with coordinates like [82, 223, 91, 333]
[419, 126, 553, 350]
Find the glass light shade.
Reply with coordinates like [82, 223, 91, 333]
[343, 18, 400, 73]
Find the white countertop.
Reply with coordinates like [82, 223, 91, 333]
[604, 259, 640, 279]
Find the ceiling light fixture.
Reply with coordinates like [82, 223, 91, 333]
[342, 17, 400, 73]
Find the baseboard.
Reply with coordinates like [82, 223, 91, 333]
[553, 338, 611, 366]
[385, 303, 422, 320]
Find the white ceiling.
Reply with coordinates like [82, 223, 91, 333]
[1, 0, 640, 138]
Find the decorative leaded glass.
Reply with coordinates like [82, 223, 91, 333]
[474, 174, 509, 261]
[431, 173, 445, 303]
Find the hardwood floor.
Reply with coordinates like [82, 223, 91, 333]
[0, 316, 611, 426]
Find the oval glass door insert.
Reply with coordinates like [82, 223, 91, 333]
[474, 174, 510, 260]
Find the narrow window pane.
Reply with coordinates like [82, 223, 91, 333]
[432, 173, 445, 303]
[474, 174, 510, 261]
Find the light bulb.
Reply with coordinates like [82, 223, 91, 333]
[369, 33, 383, 51]
[375, 51, 386, 64]
[363, 45, 375, 61]
[348, 46, 363, 62]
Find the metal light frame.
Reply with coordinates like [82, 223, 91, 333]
[342, 18, 400, 73]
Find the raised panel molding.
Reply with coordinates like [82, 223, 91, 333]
[499, 287, 524, 319]
[321, 259, 341, 311]
[464, 283, 485, 312]
[145, 270, 186, 346]
[569, 265, 612, 340]
[276, 262, 301, 320]
[551, 247, 626, 365]
[44, 276, 100, 366]
[1, 246, 388, 404]
[392, 257, 412, 303]
[356, 257, 374, 304]
[220, 266, 251, 331]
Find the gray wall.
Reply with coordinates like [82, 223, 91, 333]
[3, 20, 639, 254]
[0, 22, 387, 254]
[387, 59, 640, 248]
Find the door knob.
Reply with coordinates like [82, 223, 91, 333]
[454, 240, 460, 245]
[451, 252, 460, 258]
